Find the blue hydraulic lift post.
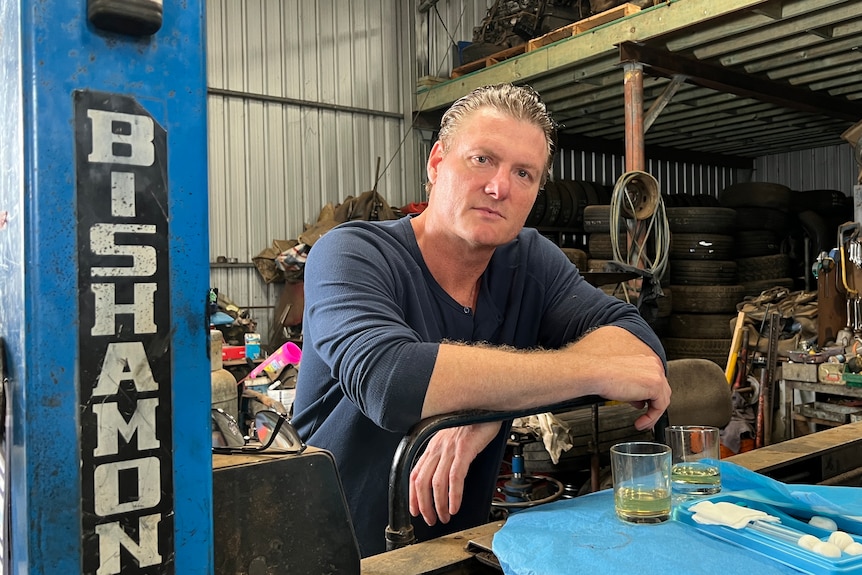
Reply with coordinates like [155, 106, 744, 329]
[0, 1, 211, 574]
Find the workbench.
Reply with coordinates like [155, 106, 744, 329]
[783, 379, 862, 439]
[361, 421, 862, 575]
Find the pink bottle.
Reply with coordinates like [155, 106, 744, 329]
[244, 341, 302, 381]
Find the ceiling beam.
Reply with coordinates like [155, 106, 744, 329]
[619, 41, 861, 122]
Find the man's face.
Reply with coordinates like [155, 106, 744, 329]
[425, 108, 547, 249]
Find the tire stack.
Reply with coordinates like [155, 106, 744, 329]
[582, 203, 623, 274]
[581, 203, 672, 337]
[663, 200, 740, 369]
[720, 182, 795, 298]
[526, 179, 610, 249]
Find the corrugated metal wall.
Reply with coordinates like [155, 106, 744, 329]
[754, 144, 858, 193]
[554, 149, 739, 197]
[206, 0, 418, 345]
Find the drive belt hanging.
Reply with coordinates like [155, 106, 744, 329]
[609, 170, 669, 281]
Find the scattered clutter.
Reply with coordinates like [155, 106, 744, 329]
[208, 288, 258, 347]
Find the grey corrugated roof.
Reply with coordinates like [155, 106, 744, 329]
[415, 0, 862, 160]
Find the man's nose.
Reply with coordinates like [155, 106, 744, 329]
[484, 169, 511, 198]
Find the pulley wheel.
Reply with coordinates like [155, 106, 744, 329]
[617, 171, 659, 220]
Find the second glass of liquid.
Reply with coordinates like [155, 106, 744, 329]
[666, 425, 722, 497]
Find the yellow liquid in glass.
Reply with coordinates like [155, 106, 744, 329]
[614, 486, 671, 523]
[671, 462, 721, 495]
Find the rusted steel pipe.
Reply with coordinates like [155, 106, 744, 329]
[623, 61, 645, 172]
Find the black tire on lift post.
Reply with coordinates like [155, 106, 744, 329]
[734, 207, 791, 233]
[579, 180, 601, 206]
[736, 254, 790, 283]
[741, 277, 795, 298]
[564, 180, 588, 231]
[555, 180, 574, 229]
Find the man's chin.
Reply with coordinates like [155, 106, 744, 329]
[467, 229, 519, 249]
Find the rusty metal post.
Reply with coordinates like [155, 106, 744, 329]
[623, 61, 646, 172]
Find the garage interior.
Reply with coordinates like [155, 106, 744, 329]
[5, 0, 862, 574]
[207, 0, 862, 572]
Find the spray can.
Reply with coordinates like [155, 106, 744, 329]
[245, 341, 302, 382]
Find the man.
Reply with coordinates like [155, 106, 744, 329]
[291, 83, 670, 557]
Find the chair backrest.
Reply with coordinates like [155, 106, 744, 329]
[666, 358, 733, 429]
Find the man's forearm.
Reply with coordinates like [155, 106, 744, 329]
[420, 325, 661, 418]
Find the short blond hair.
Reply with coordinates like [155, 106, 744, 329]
[433, 83, 557, 189]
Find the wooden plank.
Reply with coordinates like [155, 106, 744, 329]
[527, 3, 642, 52]
[416, 75, 446, 88]
[575, 2, 643, 33]
[727, 420, 862, 473]
[527, 24, 576, 52]
[361, 522, 504, 575]
[450, 44, 526, 78]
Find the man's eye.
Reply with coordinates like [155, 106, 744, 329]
[475, 156, 488, 164]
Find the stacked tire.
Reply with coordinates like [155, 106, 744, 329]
[720, 182, 795, 298]
[663, 202, 740, 369]
[582, 203, 624, 274]
[526, 179, 610, 249]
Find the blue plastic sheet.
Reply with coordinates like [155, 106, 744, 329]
[720, 462, 862, 533]
[492, 462, 862, 575]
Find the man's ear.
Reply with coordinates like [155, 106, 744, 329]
[426, 140, 445, 186]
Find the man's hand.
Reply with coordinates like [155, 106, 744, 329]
[408, 421, 502, 526]
[596, 352, 670, 431]
[561, 335, 670, 431]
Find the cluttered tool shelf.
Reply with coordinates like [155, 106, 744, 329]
[783, 379, 862, 439]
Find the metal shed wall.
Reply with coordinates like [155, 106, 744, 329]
[206, 0, 419, 344]
[554, 149, 741, 197]
[754, 143, 858, 193]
